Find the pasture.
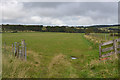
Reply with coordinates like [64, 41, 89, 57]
[2, 32, 118, 78]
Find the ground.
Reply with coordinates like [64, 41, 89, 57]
[2, 32, 119, 78]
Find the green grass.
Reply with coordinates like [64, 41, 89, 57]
[2, 32, 119, 78]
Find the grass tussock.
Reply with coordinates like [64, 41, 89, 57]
[80, 54, 119, 78]
[48, 54, 78, 78]
[2, 48, 42, 78]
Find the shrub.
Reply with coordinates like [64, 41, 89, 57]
[11, 30, 17, 33]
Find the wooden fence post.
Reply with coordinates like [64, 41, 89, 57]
[14, 42, 17, 56]
[19, 46, 22, 59]
[4, 42, 6, 52]
[16, 42, 19, 58]
[99, 43, 102, 58]
[10, 40, 27, 60]
[113, 39, 117, 54]
[21, 40, 25, 60]
[25, 43, 27, 60]
[12, 43, 14, 55]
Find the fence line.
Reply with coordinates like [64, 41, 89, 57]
[89, 33, 117, 42]
[99, 38, 120, 58]
[3, 40, 27, 60]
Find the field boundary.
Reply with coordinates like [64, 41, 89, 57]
[99, 38, 120, 58]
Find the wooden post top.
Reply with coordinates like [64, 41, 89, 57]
[22, 39, 25, 41]
[21, 39, 25, 45]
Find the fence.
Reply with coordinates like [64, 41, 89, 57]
[89, 33, 117, 42]
[4, 40, 27, 60]
[99, 38, 120, 58]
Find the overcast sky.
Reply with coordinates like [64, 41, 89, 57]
[1, 0, 118, 26]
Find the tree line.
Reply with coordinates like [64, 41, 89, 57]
[1, 24, 119, 33]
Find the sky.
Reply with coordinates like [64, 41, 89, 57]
[0, 0, 118, 26]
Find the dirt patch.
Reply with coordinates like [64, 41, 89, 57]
[48, 54, 78, 78]
[26, 50, 42, 66]
[48, 54, 68, 71]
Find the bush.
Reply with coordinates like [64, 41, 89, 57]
[11, 30, 17, 33]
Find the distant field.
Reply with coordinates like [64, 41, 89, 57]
[2, 32, 118, 78]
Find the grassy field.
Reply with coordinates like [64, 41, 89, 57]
[2, 32, 119, 78]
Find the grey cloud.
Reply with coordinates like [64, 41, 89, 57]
[23, 2, 117, 19]
[2, 1, 118, 25]
[23, 2, 65, 8]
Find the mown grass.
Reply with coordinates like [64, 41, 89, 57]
[2, 32, 119, 78]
